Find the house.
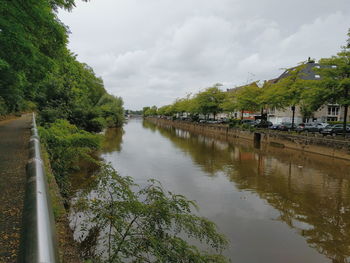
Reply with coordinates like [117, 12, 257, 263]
[266, 59, 349, 124]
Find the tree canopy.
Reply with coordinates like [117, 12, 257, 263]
[0, 0, 124, 131]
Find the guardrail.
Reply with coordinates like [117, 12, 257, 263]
[19, 113, 59, 263]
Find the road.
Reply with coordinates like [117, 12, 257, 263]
[0, 114, 31, 262]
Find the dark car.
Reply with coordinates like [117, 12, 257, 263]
[278, 122, 296, 131]
[217, 118, 229, 124]
[240, 119, 255, 125]
[320, 124, 350, 136]
[296, 123, 319, 133]
[253, 120, 273, 128]
[269, 123, 280, 130]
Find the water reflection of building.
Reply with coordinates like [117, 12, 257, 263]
[144, 121, 350, 263]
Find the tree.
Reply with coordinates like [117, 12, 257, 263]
[262, 65, 307, 127]
[143, 106, 158, 117]
[158, 104, 174, 116]
[233, 82, 262, 120]
[220, 91, 236, 115]
[74, 164, 229, 263]
[310, 29, 350, 136]
[195, 84, 225, 119]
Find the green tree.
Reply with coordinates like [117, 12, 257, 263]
[171, 95, 199, 117]
[220, 91, 236, 115]
[233, 83, 262, 120]
[75, 164, 229, 263]
[310, 29, 350, 135]
[158, 104, 173, 116]
[195, 84, 225, 119]
[143, 106, 158, 117]
[262, 65, 307, 127]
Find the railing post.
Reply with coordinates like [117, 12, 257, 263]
[18, 113, 59, 263]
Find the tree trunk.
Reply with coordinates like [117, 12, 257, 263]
[343, 105, 348, 137]
[291, 105, 296, 129]
[241, 110, 244, 120]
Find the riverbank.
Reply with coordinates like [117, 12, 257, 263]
[41, 146, 82, 263]
[147, 117, 350, 160]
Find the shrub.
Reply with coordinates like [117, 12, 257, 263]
[228, 119, 240, 127]
[0, 97, 8, 116]
[39, 119, 102, 197]
[328, 121, 350, 125]
[74, 164, 229, 263]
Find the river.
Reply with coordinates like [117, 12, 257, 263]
[71, 119, 350, 263]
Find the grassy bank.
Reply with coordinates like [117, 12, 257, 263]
[41, 145, 82, 263]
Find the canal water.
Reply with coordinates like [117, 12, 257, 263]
[71, 119, 350, 263]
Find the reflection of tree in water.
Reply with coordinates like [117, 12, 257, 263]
[142, 120, 158, 132]
[102, 127, 124, 153]
[143, 120, 350, 263]
[229, 165, 350, 263]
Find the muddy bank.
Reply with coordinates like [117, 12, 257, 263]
[147, 117, 350, 160]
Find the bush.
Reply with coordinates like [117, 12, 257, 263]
[228, 119, 240, 127]
[74, 164, 229, 263]
[39, 119, 102, 197]
[0, 97, 8, 116]
[86, 117, 106, 132]
[40, 107, 69, 124]
[328, 121, 350, 125]
[22, 100, 37, 112]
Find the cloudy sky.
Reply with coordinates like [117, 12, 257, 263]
[58, 0, 350, 110]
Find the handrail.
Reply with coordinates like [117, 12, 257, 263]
[18, 113, 59, 263]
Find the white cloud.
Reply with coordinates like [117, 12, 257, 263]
[59, 0, 350, 109]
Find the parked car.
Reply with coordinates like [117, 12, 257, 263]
[320, 124, 350, 136]
[315, 122, 329, 131]
[296, 123, 319, 133]
[253, 120, 273, 128]
[207, 120, 219, 124]
[269, 123, 281, 130]
[240, 119, 256, 127]
[278, 122, 296, 131]
[217, 118, 229, 124]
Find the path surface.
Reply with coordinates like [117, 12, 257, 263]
[0, 114, 31, 262]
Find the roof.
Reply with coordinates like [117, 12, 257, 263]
[275, 60, 330, 82]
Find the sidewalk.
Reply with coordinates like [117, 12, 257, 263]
[0, 114, 31, 262]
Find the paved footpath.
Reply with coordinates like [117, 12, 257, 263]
[0, 114, 31, 262]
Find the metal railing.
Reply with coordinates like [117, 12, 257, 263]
[19, 113, 59, 263]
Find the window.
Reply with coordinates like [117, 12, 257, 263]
[327, 117, 338, 122]
[328, 106, 339, 116]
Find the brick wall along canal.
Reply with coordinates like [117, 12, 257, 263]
[70, 119, 350, 263]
